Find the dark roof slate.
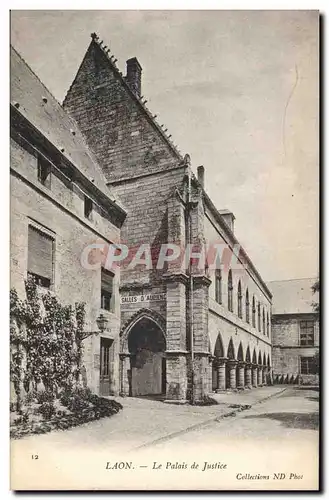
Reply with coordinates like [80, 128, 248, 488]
[10, 45, 124, 210]
[268, 278, 318, 315]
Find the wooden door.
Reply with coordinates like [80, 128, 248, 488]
[100, 338, 113, 396]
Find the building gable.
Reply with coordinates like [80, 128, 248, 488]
[63, 35, 182, 183]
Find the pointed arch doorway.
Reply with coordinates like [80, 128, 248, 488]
[127, 315, 166, 397]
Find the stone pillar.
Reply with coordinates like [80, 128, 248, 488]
[193, 352, 212, 401]
[227, 360, 238, 390]
[119, 353, 131, 396]
[215, 357, 227, 392]
[252, 364, 258, 387]
[262, 366, 267, 385]
[190, 275, 212, 401]
[163, 272, 188, 402]
[245, 363, 252, 388]
[258, 365, 263, 386]
[237, 362, 245, 389]
[165, 351, 188, 402]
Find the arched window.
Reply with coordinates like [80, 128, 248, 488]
[258, 302, 261, 332]
[228, 270, 233, 312]
[267, 312, 270, 337]
[237, 280, 242, 318]
[263, 307, 266, 334]
[215, 269, 222, 304]
[245, 288, 250, 323]
[252, 296, 256, 327]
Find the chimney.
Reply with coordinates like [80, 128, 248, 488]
[219, 209, 235, 233]
[197, 165, 205, 188]
[126, 57, 142, 97]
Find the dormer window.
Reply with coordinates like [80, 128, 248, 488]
[84, 195, 93, 219]
[37, 156, 51, 188]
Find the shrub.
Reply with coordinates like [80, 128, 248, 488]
[59, 390, 71, 408]
[66, 395, 90, 414]
[24, 390, 37, 405]
[60, 387, 91, 408]
[14, 412, 29, 426]
[38, 402, 56, 420]
[36, 390, 55, 405]
[75, 387, 92, 400]
[92, 396, 122, 417]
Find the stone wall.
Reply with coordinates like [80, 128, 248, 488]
[10, 137, 121, 395]
[272, 314, 319, 385]
[63, 36, 273, 400]
[63, 40, 181, 183]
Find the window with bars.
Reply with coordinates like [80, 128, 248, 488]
[252, 296, 256, 327]
[215, 269, 222, 304]
[237, 280, 242, 318]
[27, 225, 54, 288]
[101, 268, 114, 312]
[228, 270, 233, 312]
[262, 307, 266, 334]
[245, 289, 250, 323]
[37, 156, 51, 188]
[300, 320, 314, 346]
[300, 356, 317, 375]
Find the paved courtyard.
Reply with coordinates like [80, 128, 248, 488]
[11, 386, 319, 490]
[11, 386, 318, 452]
[151, 386, 319, 449]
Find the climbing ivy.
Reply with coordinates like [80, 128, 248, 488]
[10, 277, 86, 410]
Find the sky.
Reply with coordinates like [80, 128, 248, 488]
[10, 10, 319, 282]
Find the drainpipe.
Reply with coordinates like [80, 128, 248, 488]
[186, 165, 195, 404]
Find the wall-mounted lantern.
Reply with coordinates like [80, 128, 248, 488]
[96, 313, 109, 333]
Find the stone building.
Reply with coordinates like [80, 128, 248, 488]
[269, 278, 319, 385]
[63, 34, 273, 402]
[10, 46, 127, 396]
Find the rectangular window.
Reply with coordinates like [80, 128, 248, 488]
[300, 356, 317, 375]
[101, 268, 114, 312]
[84, 196, 93, 219]
[27, 225, 54, 288]
[300, 320, 314, 346]
[37, 156, 51, 188]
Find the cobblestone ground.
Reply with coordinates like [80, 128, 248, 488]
[149, 386, 319, 450]
[11, 386, 286, 452]
[11, 386, 319, 490]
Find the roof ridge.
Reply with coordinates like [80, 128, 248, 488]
[11, 46, 66, 114]
[11, 44, 123, 206]
[11, 45, 125, 210]
[78, 33, 183, 161]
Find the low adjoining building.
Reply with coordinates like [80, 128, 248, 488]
[10, 46, 126, 397]
[269, 278, 319, 385]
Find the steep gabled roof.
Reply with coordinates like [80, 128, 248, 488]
[268, 278, 318, 315]
[63, 33, 183, 162]
[10, 45, 125, 212]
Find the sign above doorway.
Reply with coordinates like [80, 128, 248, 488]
[120, 293, 166, 304]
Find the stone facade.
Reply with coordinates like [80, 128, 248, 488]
[10, 47, 126, 397]
[269, 279, 319, 385]
[62, 34, 273, 402]
[11, 35, 275, 403]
